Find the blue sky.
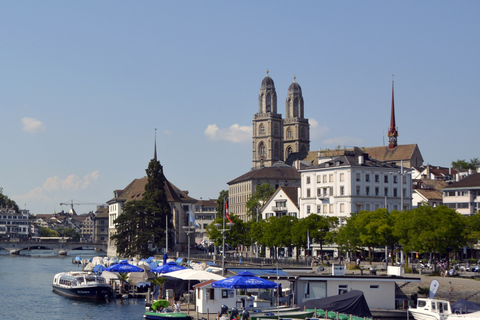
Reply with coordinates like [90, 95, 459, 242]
[1, 1, 479, 215]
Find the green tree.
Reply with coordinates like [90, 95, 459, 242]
[305, 214, 338, 263]
[56, 226, 80, 241]
[246, 183, 275, 220]
[216, 190, 229, 219]
[111, 157, 171, 258]
[0, 191, 19, 212]
[40, 227, 59, 237]
[335, 213, 362, 261]
[117, 272, 130, 294]
[206, 214, 247, 252]
[353, 209, 390, 262]
[452, 158, 480, 170]
[263, 215, 297, 259]
[149, 276, 168, 300]
[291, 218, 308, 261]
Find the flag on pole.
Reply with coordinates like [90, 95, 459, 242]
[225, 201, 233, 223]
[307, 230, 310, 249]
[189, 210, 200, 228]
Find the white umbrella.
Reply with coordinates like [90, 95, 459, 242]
[165, 269, 225, 281]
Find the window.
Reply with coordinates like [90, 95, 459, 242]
[366, 203, 371, 211]
[375, 174, 379, 182]
[340, 186, 344, 196]
[356, 186, 361, 195]
[317, 188, 322, 196]
[384, 175, 389, 183]
[307, 205, 311, 214]
[323, 175, 327, 183]
[340, 203, 345, 213]
[317, 205, 321, 213]
[375, 187, 379, 196]
[306, 176, 311, 184]
[306, 188, 311, 198]
[356, 173, 360, 181]
[365, 174, 370, 182]
[317, 175, 321, 183]
[329, 174, 333, 182]
[259, 124, 265, 135]
[366, 186, 370, 196]
[329, 204, 333, 213]
[393, 188, 398, 197]
[338, 285, 349, 295]
[323, 204, 328, 213]
[339, 173, 344, 182]
[393, 175, 398, 183]
[384, 188, 388, 196]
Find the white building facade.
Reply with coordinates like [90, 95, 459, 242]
[298, 151, 413, 224]
[443, 173, 480, 215]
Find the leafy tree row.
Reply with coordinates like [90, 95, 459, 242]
[336, 205, 476, 268]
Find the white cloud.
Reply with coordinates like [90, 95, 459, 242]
[163, 129, 173, 135]
[322, 136, 364, 147]
[21, 117, 46, 133]
[204, 124, 252, 143]
[309, 118, 330, 139]
[16, 171, 100, 202]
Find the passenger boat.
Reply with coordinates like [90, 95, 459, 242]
[52, 271, 112, 300]
[409, 298, 480, 320]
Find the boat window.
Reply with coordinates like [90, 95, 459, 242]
[418, 300, 427, 308]
[444, 303, 449, 312]
[432, 302, 436, 310]
[439, 302, 443, 313]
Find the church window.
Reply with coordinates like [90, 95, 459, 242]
[258, 142, 266, 157]
[266, 93, 271, 112]
[259, 124, 265, 135]
[274, 142, 280, 159]
[287, 128, 293, 138]
[293, 98, 299, 117]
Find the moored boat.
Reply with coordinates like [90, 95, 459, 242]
[409, 298, 480, 320]
[52, 271, 112, 300]
[144, 311, 193, 320]
[248, 310, 314, 320]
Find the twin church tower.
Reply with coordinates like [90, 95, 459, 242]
[252, 70, 310, 169]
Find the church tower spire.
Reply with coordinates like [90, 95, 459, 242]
[252, 69, 283, 169]
[283, 74, 309, 159]
[154, 128, 157, 160]
[387, 75, 398, 150]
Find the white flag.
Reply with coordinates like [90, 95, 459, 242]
[429, 280, 439, 298]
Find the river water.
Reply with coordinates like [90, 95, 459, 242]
[0, 249, 146, 320]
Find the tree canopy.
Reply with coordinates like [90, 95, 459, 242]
[245, 183, 275, 220]
[111, 157, 171, 258]
[0, 191, 19, 212]
[452, 158, 480, 170]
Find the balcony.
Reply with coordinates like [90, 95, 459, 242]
[272, 206, 287, 212]
[317, 194, 330, 201]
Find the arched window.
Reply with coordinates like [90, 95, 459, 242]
[285, 146, 293, 159]
[287, 128, 293, 139]
[266, 93, 271, 113]
[274, 142, 280, 160]
[293, 98, 299, 117]
[259, 142, 266, 157]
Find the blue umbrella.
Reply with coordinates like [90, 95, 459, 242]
[151, 261, 186, 274]
[211, 271, 279, 289]
[93, 264, 106, 274]
[105, 260, 144, 273]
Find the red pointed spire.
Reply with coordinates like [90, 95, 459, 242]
[387, 75, 398, 150]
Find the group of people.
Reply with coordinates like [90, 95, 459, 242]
[156, 301, 181, 313]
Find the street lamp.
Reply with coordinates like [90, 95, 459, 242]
[214, 218, 234, 276]
[182, 222, 196, 266]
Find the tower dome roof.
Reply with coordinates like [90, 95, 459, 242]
[261, 75, 275, 88]
[288, 76, 302, 93]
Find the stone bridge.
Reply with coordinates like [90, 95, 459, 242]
[0, 239, 107, 255]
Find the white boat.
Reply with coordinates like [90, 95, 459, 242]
[409, 298, 480, 320]
[52, 271, 112, 300]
